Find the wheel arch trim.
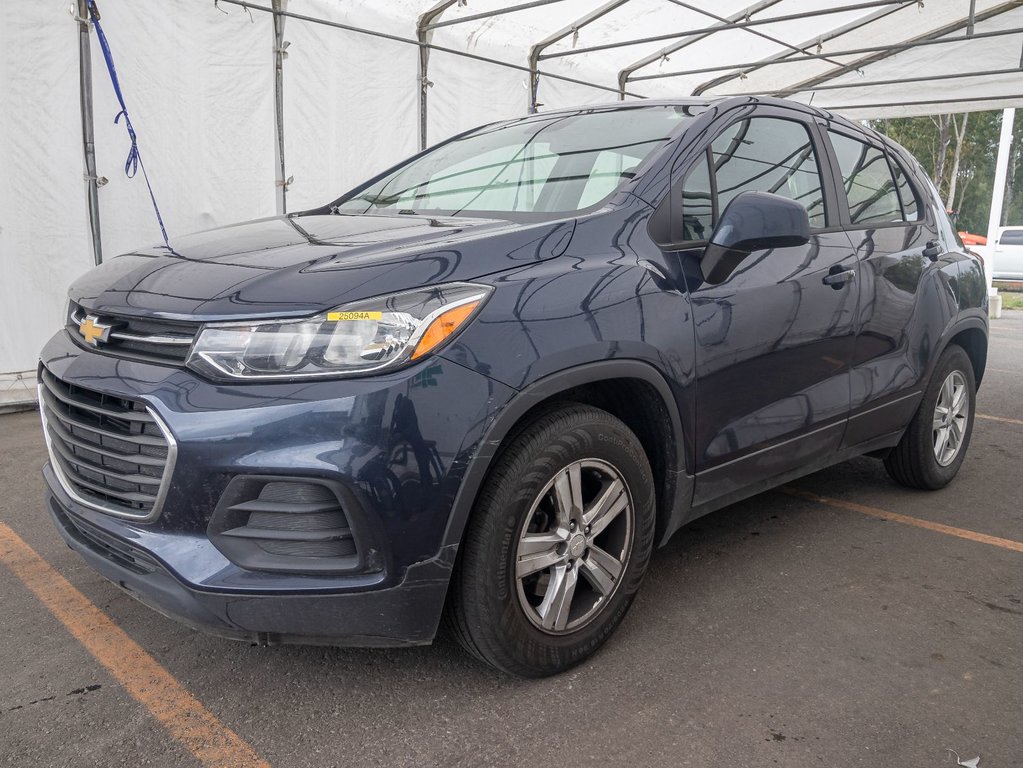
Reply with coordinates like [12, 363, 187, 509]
[929, 312, 989, 389]
[440, 359, 688, 552]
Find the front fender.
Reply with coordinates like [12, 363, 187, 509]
[438, 359, 692, 554]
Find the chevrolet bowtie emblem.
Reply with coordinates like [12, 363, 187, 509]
[78, 315, 112, 346]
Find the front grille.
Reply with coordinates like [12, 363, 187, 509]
[39, 366, 176, 520]
[68, 303, 197, 365]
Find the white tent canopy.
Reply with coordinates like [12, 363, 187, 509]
[1, 0, 1021, 381]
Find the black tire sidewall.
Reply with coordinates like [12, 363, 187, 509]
[458, 405, 655, 676]
[902, 345, 976, 488]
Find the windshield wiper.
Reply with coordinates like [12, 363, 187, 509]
[358, 193, 402, 207]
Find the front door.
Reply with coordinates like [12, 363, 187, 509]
[677, 113, 858, 505]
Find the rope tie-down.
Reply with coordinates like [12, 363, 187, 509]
[86, 0, 170, 248]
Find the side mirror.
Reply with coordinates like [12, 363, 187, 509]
[701, 191, 811, 284]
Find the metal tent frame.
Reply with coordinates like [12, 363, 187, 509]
[77, 0, 1022, 282]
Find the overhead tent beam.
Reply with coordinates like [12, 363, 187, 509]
[424, 0, 567, 31]
[771, 0, 1023, 99]
[821, 93, 1023, 111]
[528, 0, 631, 113]
[690, 1, 916, 96]
[539, 0, 916, 61]
[617, 0, 784, 99]
[216, 0, 639, 151]
[666, 0, 850, 72]
[630, 26, 1023, 82]
[721, 66, 1023, 98]
[76, 0, 103, 266]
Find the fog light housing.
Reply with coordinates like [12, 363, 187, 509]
[208, 476, 380, 575]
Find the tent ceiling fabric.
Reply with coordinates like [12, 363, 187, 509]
[397, 0, 1023, 118]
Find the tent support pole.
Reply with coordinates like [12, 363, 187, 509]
[272, 0, 288, 214]
[77, 0, 103, 266]
[218, 0, 634, 109]
[528, 0, 629, 113]
[417, 1, 458, 151]
[986, 108, 1016, 292]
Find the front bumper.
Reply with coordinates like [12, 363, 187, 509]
[41, 330, 514, 646]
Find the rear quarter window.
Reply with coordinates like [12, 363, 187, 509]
[888, 155, 921, 222]
[1001, 229, 1023, 245]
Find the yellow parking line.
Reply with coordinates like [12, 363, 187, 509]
[0, 523, 270, 768]
[977, 413, 1023, 426]
[781, 488, 1023, 554]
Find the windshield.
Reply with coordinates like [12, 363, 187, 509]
[333, 105, 700, 218]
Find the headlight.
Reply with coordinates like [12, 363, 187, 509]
[186, 282, 491, 381]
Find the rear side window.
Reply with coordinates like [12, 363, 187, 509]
[1001, 229, 1023, 245]
[829, 132, 902, 224]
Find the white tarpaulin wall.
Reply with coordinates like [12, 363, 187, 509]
[2, 0, 1022, 378]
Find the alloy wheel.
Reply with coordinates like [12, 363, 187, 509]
[932, 370, 969, 467]
[514, 459, 634, 635]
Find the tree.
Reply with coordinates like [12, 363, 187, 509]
[946, 112, 968, 208]
[870, 110, 1013, 235]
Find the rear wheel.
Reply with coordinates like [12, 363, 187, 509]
[884, 344, 976, 490]
[446, 404, 655, 677]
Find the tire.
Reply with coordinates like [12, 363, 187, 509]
[884, 344, 976, 490]
[446, 404, 655, 677]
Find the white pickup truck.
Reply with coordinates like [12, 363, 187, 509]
[992, 226, 1023, 280]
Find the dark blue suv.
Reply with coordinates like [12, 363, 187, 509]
[40, 97, 988, 676]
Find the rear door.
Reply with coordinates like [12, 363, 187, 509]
[820, 126, 962, 447]
[673, 108, 859, 505]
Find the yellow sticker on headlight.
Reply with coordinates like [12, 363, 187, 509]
[327, 311, 383, 321]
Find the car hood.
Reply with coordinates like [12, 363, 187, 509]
[71, 213, 575, 320]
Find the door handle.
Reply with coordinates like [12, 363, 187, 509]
[923, 240, 941, 261]
[822, 268, 856, 288]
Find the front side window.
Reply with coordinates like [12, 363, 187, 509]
[711, 118, 827, 227]
[829, 132, 903, 225]
[334, 106, 698, 217]
[678, 116, 826, 241]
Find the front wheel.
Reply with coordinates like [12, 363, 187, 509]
[884, 344, 976, 490]
[446, 404, 655, 677]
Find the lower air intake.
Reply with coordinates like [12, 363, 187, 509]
[208, 477, 374, 575]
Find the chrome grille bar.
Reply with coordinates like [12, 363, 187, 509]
[68, 305, 197, 363]
[39, 366, 177, 521]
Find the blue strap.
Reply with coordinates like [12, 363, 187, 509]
[86, 1, 170, 247]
